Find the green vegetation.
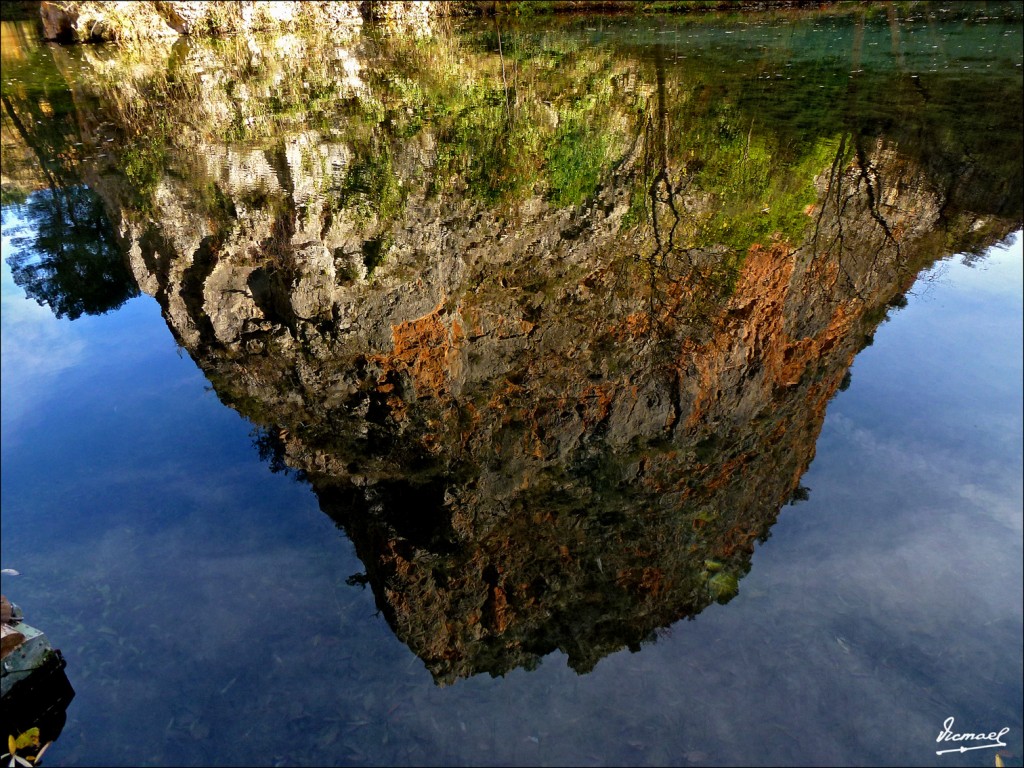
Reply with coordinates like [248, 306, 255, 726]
[198, 2, 234, 36]
[336, 146, 404, 225]
[431, 82, 543, 205]
[0, 1, 40, 21]
[121, 138, 167, 212]
[700, 133, 846, 257]
[68, 15, 863, 240]
[546, 100, 610, 207]
[17, 2, 1016, 292]
[708, 571, 739, 603]
[0, 186, 30, 207]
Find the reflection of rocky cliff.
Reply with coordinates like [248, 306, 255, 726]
[7, 11, 1021, 684]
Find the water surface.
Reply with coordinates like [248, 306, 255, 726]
[1, 4, 1022, 766]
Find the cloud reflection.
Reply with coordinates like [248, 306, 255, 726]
[1, 212, 87, 440]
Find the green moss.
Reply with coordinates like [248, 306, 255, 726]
[704, 134, 846, 256]
[546, 111, 609, 208]
[335, 145, 405, 225]
[708, 571, 739, 603]
[432, 83, 544, 206]
[121, 139, 167, 212]
[621, 180, 649, 232]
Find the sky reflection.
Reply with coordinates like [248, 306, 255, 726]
[1, 211, 87, 438]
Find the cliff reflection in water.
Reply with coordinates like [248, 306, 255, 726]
[3, 8, 1021, 685]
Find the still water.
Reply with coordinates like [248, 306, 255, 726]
[1, 3, 1022, 766]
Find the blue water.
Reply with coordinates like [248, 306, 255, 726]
[1, 5, 1022, 766]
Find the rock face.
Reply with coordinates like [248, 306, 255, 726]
[38, 0, 840, 41]
[38, 0, 844, 41]
[38, 0, 439, 42]
[9, 13, 1022, 683]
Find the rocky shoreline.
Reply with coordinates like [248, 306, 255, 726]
[35, 0, 836, 43]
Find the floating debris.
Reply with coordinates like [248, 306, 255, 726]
[1, 595, 75, 766]
[2, 728, 40, 767]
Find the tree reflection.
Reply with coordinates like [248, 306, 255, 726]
[1, 20, 139, 321]
[7, 186, 138, 320]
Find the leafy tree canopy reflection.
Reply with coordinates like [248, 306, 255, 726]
[7, 185, 139, 320]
